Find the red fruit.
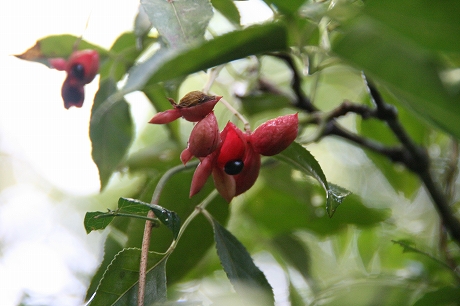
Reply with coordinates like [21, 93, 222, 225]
[234, 142, 261, 196]
[149, 91, 222, 124]
[66, 50, 99, 84]
[250, 113, 298, 156]
[181, 112, 220, 164]
[60, 50, 99, 109]
[148, 109, 182, 124]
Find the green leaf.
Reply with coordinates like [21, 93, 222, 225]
[272, 234, 311, 281]
[123, 22, 288, 93]
[84, 197, 181, 239]
[263, 0, 305, 15]
[90, 79, 134, 190]
[99, 32, 156, 81]
[85, 226, 128, 300]
[84, 212, 115, 234]
[333, 17, 460, 139]
[391, 240, 452, 271]
[357, 229, 379, 270]
[289, 282, 306, 306]
[312, 278, 416, 305]
[364, 0, 460, 53]
[275, 142, 351, 216]
[244, 164, 390, 237]
[211, 0, 241, 25]
[142, 83, 181, 143]
[134, 5, 152, 46]
[209, 216, 275, 304]
[87, 248, 167, 306]
[413, 286, 460, 306]
[119, 197, 181, 239]
[15, 34, 106, 67]
[141, 0, 213, 49]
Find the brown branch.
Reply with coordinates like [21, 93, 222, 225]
[138, 210, 155, 306]
[269, 52, 460, 246]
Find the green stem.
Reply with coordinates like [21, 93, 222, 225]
[163, 189, 219, 254]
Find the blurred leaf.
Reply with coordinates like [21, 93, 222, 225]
[143, 83, 181, 143]
[119, 197, 181, 239]
[90, 79, 134, 190]
[86, 214, 134, 299]
[364, 0, 460, 53]
[240, 92, 293, 116]
[391, 240, 452, 271]
[357, 229, 379, 270]
[15, 34, 106, 67]
[126, 141, 180, 172]
[209, 216, 274, 304]
[244, 163, 390, 236]
[141, 0, 213, 49]
[312, 278, 416, 306]
[211, 0, 241, 25]
[134, 5, 152, 47]
[123, 22, 288, 93]
[87, 248, 167, 306]
[272, 234, 311, 281]
[333, 16, 460, 139]
[413, 286, 460, 306]
[99, 32, 156, 81]
[263, 0, 305, 15]
[289, 282, 306, 306]
[275, 142, 351, 216]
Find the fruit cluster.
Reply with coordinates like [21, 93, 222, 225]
[150, 91, 299, 202]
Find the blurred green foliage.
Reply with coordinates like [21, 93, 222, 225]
[19, 0, 460, 305]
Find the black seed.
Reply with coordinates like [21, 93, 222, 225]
[224, 160, 244, 175]
[70, 64, 85, 81]
[63, 85, 83, 103]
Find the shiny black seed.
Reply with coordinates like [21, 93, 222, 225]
[224, 160, 244, 175]
[70, 64, 85, 81]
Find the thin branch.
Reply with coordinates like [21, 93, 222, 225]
[270, 52, 460, 246]
[270, 52, 316, 112]
[420, 169, 460, 244]
[138, 162, 197, 306]
[440, 139, 460, 276]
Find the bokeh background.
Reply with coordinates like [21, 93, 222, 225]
[0, 1, 273, 305]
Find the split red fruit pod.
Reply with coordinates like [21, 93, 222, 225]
[234, 143, 261, 196]
[250, 113, 299, 156]
[216, 122, 247, 171]
[149, 91, 222, 124]
[189, 155, 215, 198]
[49, 58, 67, 71]
[61, 76, 85, 109]
[66, 50, 100, 85]
[148, 109, 182, 124]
